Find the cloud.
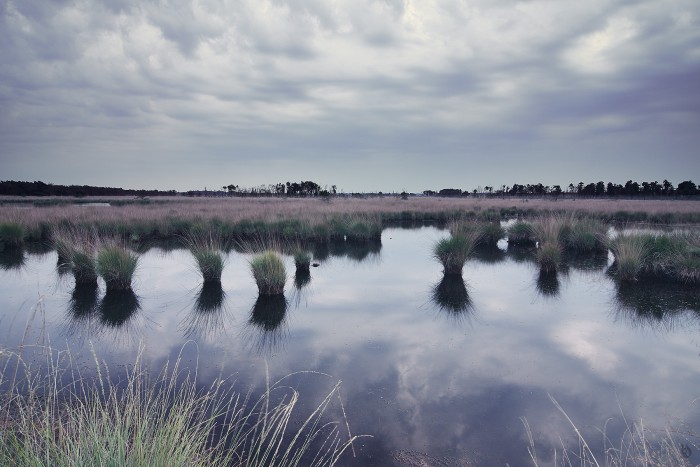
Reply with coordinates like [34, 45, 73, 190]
[1, 0, 699, 190]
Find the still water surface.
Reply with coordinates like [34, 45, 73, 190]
[2, 226, 700, 466]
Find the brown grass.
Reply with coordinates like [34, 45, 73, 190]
[2, 197, 700, 234]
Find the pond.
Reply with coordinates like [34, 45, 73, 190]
[1, 226, 700, 466]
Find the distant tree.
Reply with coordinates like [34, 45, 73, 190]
[595, 181, 605, 196]
[662, 179, 674, 195]
[676, 180, 697, 196]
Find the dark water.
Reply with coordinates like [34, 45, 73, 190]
[2, 226, 700, 466]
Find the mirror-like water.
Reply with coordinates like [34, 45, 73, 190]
[1, 226, 700, 466]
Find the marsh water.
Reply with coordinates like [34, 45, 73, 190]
[2, 225, 700, 466]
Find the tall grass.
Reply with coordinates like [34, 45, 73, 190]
[52, 227, 99, 284]
[507, 221, 536, 246]
[525, 395, 698, 466]
[0, 346, 361, 467]
[433, 234, 479, 275]
[186, 231, 227, 283]
[250, 251, 287, 295]
[294, 251, 312, 271]
[0, 222, 24, 249]
[96, 241, 139, 290]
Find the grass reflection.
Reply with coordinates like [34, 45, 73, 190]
[99, 289, 141, 328]
[182, 282, 229, 339]
[0, 247, 25, 271]
[611, 278, 700, 330]
[535, 270, 561, 298]
[247, 294, 289, 355]
[431, 274, 473, 318]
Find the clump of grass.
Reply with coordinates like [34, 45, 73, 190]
[250, 250, 287, 295]
[0, 346, 362, 467]
[433, 231, 480, 275]
[507, 221, 536, 246]
[96, 242, 139, 290]
[537, 241, 562, 272]
[294, 250, 312, 271]
[563, 218, 608, 253]
[476, 222, 505, 247]
[192, 246, 226, 283]
[0, 222, 25, 249]
[52, 227, 99, 284]
[608, 233, 653, 281]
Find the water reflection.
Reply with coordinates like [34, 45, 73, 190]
[611, 278, 700, 330]
[564, 251, 609, 272]
[328, 238, 382, 262]
[247, 294, 289, 354]
[294, 269, 311, 291]
[182, 282, 229, 339]
[506, 245, 537, 264]
[0, 247, 25, 270]
[68, 282, 100, 318]
[536, 270, 561, 298]
[99, 289, 141, 328]
[471, 245, 506, 264]
[430, 274, 473, 318]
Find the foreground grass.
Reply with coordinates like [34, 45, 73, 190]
[0, 346, 360, 466]
[525, 395, 698, 466]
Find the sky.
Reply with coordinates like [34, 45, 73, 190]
[1, 0, 699, 193]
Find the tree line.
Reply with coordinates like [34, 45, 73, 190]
[423, 179, 698, 198]
[0, 180, 177, 197]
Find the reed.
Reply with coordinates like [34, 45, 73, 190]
[250, 251, 287, 295]
[96, 242, 139, 290]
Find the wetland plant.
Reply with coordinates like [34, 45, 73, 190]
[608, 233, 652, 281]
[96, 242, 139, 290]
[563, 218, 608, 253]
[536, 241, 563, 273]
[52, 227, 99, 284]
[187, 232, 226, 283]
[250, 250, 287, 295]
[294, 250, 312, 271]
[0, 222, 25, 249]
[0, 347, 361, 467]
[476, 222, 506, 247]
[433, 230, 481, 275]
[507, 221, 536, 246]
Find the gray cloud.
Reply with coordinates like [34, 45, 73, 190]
[1, 0, 698, 191]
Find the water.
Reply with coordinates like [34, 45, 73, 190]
[1, 226, 700, 465]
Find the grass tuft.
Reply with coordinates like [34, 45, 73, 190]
[250, 251, 287, 295]
[433, 233, 479, 275]
[96, 242, 139, 290]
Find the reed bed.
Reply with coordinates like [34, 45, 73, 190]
[0, 346, 361, 467]
[1, 197, 698, 246]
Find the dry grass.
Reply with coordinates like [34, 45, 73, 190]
[1, 197, 699, 240]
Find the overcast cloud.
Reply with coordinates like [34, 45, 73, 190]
[1, 0, 699, 192]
